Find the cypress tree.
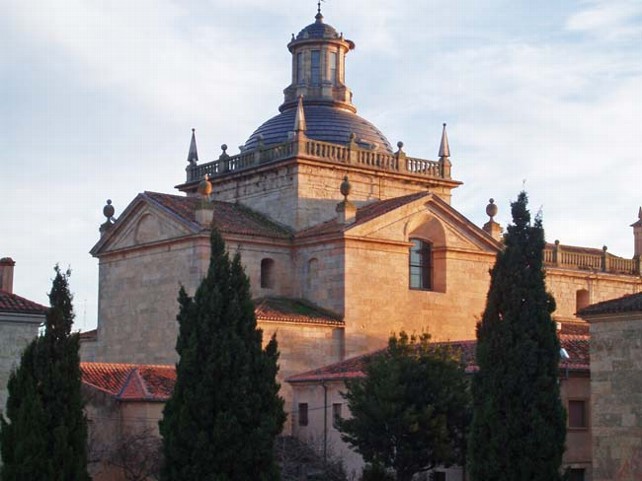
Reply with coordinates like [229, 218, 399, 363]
[160, 228, 285, 481]
[0, 266, 90, 481]
[468, 192, 566, 481]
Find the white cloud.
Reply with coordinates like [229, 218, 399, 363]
[4, 0, 284, 134]
[566, 0, 642, 41]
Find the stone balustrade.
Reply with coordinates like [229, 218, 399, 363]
[187, 136, 446, 183]
[544, 241, 641, 275]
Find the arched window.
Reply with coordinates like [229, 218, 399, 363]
[576, 289, 590, 312]
[260, 258, 275, 289]
[306, 258, 319, 291]
[409, 239, 432, 290]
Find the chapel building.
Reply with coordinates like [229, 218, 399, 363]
[81, 10, 642, 480]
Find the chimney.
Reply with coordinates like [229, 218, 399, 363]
[0, 257, 16, 294]
[631, 207, 642, 257]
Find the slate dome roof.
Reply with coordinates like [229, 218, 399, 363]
[295, 13, 340, 40]
[244, 105, 393, 153]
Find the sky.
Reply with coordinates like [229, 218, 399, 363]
[2, 0, 641, 331]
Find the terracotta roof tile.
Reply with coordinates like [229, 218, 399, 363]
[0, 291, 47, 315]
[287, 336, 588, 383]
[79, 329, 97, 341]
[137, 365, 176, 399]
[557, 321, 589, 336]
[255, 297, 343, 327]
[144, 191, 292, 239]
[296, 192, 429, 238]
[578, 292, 642, 316]
[559, 334, 590, 371]
[353, 192, 430, 226]
[286, 350, 377, 383]
[80, 362, 176, 402]
[118, 370, 148, 400]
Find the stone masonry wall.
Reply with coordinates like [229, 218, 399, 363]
[84, 385, 165, 481]
[211, 163, 300, 230]
[547, 269, 642, 322]
[0, 318, 40, 411]
[211, 159, 454, 231]
[561, 374, 593, 477]
[95, 234, 295, 365]
[294, 241, 346, 316]
[95, 237, 210, 364]
[260, 322, 344, 434]
[343, 239, 495, 356]
[590, 316, 642, 481]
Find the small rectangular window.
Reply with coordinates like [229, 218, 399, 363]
[297, 52, 304, 83]
[311, 50, 321, 86]
[329, 51, 337, 85]
[332, 403, 342, 428]
[409, 239, 432, 290]
[431, 472, 446, 481]
[568, 400, 587, 429]
[298, 403, 309, 426]
[567, 468, 585, 481]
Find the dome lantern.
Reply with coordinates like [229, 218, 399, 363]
[281, 12, 356, 113]
[243, 11, 393, 153]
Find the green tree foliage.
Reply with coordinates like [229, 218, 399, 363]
[360, 463, 395, 481]
[339, 332, 470, 481]
[160, 228, 286, 481]
[1, 266, 90, 481]
[468, 192, 566, 481]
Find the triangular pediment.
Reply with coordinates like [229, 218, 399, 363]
[347, 193, 502, 254]
[91, 193, 201, 257]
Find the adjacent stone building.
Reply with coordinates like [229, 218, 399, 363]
[580, 293, 642, 481]
[81, 362, 173, 480]
[0, 257, 47, 412]
[79, 10, 642, 481]
[287, 327, 592, 478]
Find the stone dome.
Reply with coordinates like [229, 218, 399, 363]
[244, 105, 393, 153]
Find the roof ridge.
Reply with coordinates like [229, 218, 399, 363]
[117, 367, 149, 400]
[0, 290, 48, 314]
[81, 361, 173, 369]
[215, 201, 294, 236]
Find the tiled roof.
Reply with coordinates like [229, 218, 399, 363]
[80, 362, 176, 402]
[557, 321, 589, 336]
[79, 329, 97, 341]
[287, 335, 588, 383]
[578, 292, 642, 316]
[287, 350, 378, 383]
[144, 191, 199, 226]
[244, 105, 393, 153]
[353, 192, 430, 226]
[296, 192, 429, 238]
[0, 291, 47, 315]
[255, 297, 344, 327]
[559, 335, 590, 371]
[144, 191, 292, 239]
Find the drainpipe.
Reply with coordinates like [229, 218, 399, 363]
[322, 381, 328, 464]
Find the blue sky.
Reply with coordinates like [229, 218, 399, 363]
[2, 0, 641, 331]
